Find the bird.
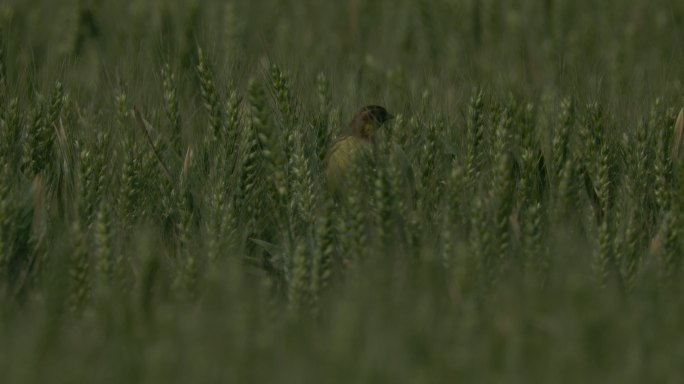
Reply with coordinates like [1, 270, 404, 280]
[324, 105, 394, 194]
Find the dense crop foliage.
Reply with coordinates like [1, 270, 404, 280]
[1, 0, 684, 382]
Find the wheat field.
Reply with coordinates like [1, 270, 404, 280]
[1, 0, 684, 382]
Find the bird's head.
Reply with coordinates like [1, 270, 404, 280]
[345, 105, 393, 138]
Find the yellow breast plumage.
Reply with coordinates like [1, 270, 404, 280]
[324, 105, 393, 195]
[325, 136, 371, 192]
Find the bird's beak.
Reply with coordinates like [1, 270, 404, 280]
[387, 114, 395, 121]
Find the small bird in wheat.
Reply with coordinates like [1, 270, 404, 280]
[324, 105, 394, 193]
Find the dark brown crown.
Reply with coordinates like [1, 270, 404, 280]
[359, 105, 393, 125]
[342, 105, 393, 137]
